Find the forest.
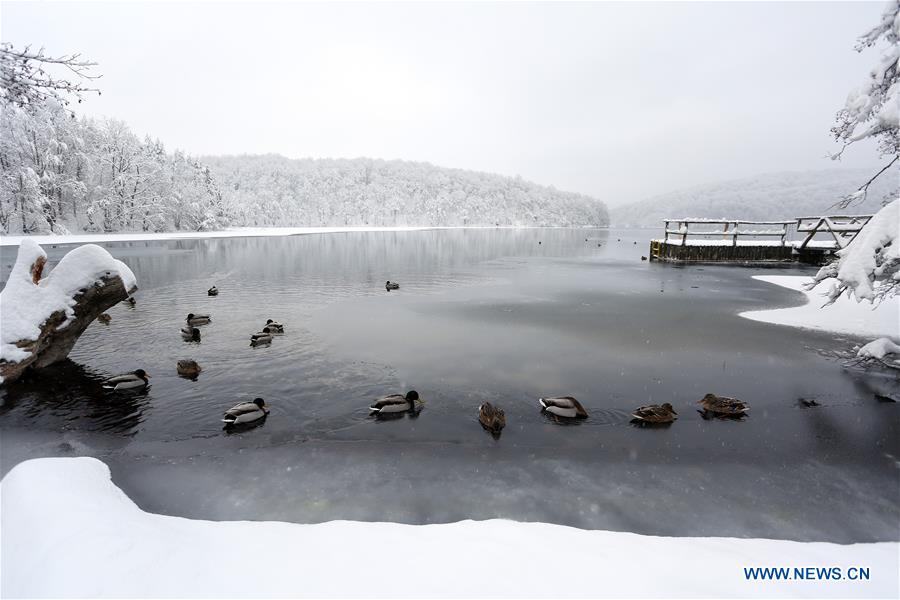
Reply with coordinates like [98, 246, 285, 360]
[0, 101, 608, 234]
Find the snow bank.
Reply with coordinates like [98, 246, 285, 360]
[0, 240, 136, 364]
[0, 225, 544, 247]
[1, 457, 896, 598]
[740, 275, 899, 338]
[857, 337, 900, 359]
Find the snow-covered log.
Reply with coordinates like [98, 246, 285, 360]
[0, 239, 136, 383]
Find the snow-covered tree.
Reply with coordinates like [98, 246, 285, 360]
[831, 0, 899, 204]
[813, 0, 900, 367]
[205, 155, 609, 228]
[0, 43, 100, 111]
[0, 101, 233, 234]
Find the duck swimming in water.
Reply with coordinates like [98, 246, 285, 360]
[631, 402, 677, 423]
[176, 360, 202, 378]
[250, 327, 273, 346]
[698, 393, 749, 417]
[265, 319, 284, 333]
[181, 327, 201, 341]
[385, 280, 400, 291]
[478, 402, 506, 435]
[222, 398, 269, 426]
[539, 396, 589, 419]
[97, 313, 112, 324]
[208, 286, 219, 296]
[103, 369, 150, 391]
[369, 390, 420, 414]
[124, 296, 136, 306]
[186, 313, 211, 326]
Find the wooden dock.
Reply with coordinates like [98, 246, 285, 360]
[649, 215, 873, 265]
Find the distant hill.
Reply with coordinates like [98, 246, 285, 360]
[205, 154, 609, 228]
[610, 169, 898, 228]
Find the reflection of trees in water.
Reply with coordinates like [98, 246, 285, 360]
[65, 229, 610, 291]
[0, 359, 150, 435]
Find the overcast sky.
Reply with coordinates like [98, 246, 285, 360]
[2, 1, 890, 205]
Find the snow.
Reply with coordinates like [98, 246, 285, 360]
[653, 239, 835, 248]
[2, 457, 896, 599]
[0, 240, 136, 367]
[831, 199, 899, 301]
[740, 275, 900, 338]
[857, 337, 900, 359]
[0, 225, 541, 247]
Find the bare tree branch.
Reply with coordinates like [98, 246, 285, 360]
[0, 43, 101, 111]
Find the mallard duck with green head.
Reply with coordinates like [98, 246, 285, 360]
[369, 390, 421, 414]
[186, 313, 211, 326]
[265, 319, 284, 333]
[103, 369, 150, 391]
[250, 327, 273, 346]
[222, 398, 269, 426]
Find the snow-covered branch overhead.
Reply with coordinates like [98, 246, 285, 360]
[0, 43, 101, 111]
[832, 0, 900, 160]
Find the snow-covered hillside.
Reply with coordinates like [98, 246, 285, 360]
[206, 154, 608, 228]
[611, 169, 898, 228]
[0, 100, 607, 235]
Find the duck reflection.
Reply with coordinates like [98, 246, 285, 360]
[0, 360, 150, 435]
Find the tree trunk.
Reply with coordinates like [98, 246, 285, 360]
[1, 266, 136, 384]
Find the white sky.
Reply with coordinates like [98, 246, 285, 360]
[1, 1, 890, 205]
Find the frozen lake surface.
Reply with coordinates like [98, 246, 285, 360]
[1, 228, 897, 543]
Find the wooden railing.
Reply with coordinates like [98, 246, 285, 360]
[661, 215, 874, 249]
[662, 219, 793, 247]
[795, 215, 873, 249]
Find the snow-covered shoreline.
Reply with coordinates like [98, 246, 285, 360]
[0, 225, 565, 247]
[740, 275, 899, 338]
[1, 457, 896, 599]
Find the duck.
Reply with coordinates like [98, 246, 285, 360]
[264, 319, 284, 333]
[222, 398, 269, 426]
[186, 313, 211, 326]
[124, 296, 136, 306]
[385, 280, 400, 291]
[478, 402, 506, 434]
[641, 256, 647, 261]
[176, 359, 202, 378]
[102, 369, 150, 391]
[97, 313, 112, 324]
[539, 396, 589, 419]
[698, 393, 749, 417]
[369, 390, 420, 414]
[250, 328, 273, 346]
[799, 397, 820, 408]
[181, 326, 201, 341]
[208, 286, 219, 296]
[631, 402, 677, 423]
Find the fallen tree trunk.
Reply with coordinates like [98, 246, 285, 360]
[0, 240, 137, 383]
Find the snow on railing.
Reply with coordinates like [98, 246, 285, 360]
[659, 215, 874, 249]
[662, 218, 792, 247]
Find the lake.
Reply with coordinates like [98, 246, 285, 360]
[1, 228, 897, 543]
